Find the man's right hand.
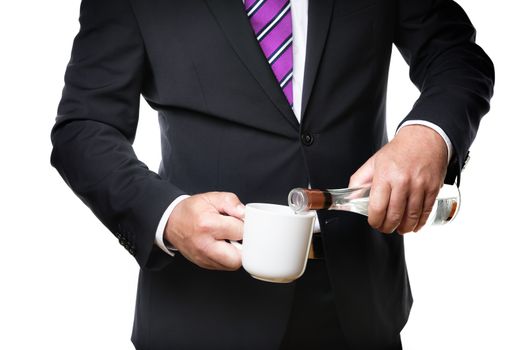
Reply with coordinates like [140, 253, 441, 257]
[164, 192, 245, 271]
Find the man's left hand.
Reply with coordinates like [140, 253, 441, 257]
[349, 125, 448, 234]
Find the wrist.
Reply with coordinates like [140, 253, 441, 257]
[397, 121, 453, 163]
[395, 125, 448, 176]
[397, 124, 447, 154]
[155, 194, 190, 256]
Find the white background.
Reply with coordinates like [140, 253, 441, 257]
[0, 1, 523, 349]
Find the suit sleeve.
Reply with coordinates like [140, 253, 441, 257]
[394, 0, 495, 185]
[50, 0, 185, 269]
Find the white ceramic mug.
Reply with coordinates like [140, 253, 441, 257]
[232, 203, 316, 283]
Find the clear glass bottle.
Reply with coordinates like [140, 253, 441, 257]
[288, 184, 460, 226]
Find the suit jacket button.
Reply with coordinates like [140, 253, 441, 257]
[301, 132, 314, 146]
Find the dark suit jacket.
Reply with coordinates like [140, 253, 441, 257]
[51, 0, 494, 349]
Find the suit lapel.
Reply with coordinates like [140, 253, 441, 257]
[301, 0, 334, 120]
[205, 0, 299, 130]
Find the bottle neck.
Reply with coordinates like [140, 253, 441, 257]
[303, 189, 333, 210]
[288, 187, 371, 212]
[288, 188, 333, 211]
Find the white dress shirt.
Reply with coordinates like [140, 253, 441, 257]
[155, 0, 453, 255]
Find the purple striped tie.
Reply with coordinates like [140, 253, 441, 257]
[245, 0, 293, 106]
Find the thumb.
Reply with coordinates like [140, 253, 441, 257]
[349, 155, 375, 188]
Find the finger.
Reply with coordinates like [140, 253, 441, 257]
[414, 189, 439, 232]
[397, 189, 424, 234]
[381, 186, 407, 234]
[181, 236, 240, 271]
[367, 182, 390, 231]
[205, 192, 245, 219]
[349, 156, 375, 188]
[211, 214, 244, 241]
[206, 240, 242, 271]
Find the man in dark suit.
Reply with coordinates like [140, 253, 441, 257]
[51, 0, 494, 349]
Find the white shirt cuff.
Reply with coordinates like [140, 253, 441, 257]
[155, 195, 190, 256]
[398, 120, 454, 163]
